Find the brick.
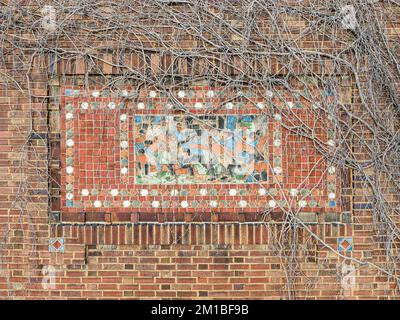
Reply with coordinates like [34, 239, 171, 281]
[1, 1, 399, 301]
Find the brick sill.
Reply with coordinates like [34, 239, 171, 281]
[55, 210, 349, 224]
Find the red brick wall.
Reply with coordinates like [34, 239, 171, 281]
[0, 1, 399, 299]
[57, 84, 337, 220]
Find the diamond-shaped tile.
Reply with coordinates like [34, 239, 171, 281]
[338, 237, 353, 252]
[49, 238, 64, 253]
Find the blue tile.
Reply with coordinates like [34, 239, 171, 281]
[338, 237, 353, 252]
[49, 238, 64, 253]
[66, 200, 74, 207]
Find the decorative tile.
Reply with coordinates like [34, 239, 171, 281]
[49, 238, 64, 253]
[338, 237, 353, 252]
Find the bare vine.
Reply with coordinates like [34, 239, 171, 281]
[0, 0, 399, 299]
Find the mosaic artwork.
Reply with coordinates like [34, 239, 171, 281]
[133, 115, 269, 184]
[60, 85, 339, 214]
[48, 238, 65, 253]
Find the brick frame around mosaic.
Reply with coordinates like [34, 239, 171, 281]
[58, 84, 341, 221]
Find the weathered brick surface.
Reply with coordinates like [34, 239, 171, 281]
[0, 2, 399, 300]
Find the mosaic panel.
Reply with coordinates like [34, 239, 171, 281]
[60, 85, 340, 215]
[133, 115, 269, 184]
